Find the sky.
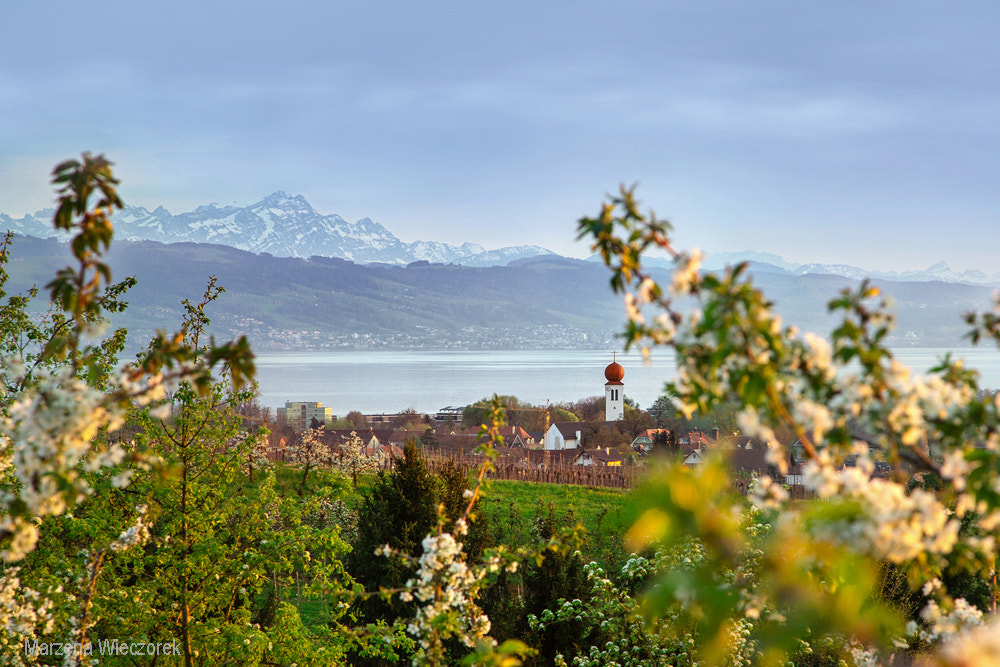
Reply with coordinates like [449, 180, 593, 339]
[1, 1, 998, 272]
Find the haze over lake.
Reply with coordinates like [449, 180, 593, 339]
[253, 348, 1000, 417]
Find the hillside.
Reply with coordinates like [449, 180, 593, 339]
[3, 235, 624, 351]
[3, 234, 994, 353]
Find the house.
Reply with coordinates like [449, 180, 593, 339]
[479, 425, 536, 448]
[545, 422, 586, 450]
[319, 428, 396, 452]
[682, 443, 806, 489]
[682, 429, 716, 448]
[682, 448, 706, 467]
[448, 425, 536, 447]
[573, 447, 625, 467]
[631, 428, 671, 453]
[727, 448, 772, 473]
[681, 444, 772, 469]
[364, 413, 396, 425]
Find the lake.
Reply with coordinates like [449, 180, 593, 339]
[252, 347, 1000, 416]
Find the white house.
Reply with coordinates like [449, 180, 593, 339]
[545, 422, 584, 450]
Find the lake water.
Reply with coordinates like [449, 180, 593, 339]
[252, 347, 1000, 416]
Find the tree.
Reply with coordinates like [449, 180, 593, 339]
[391, 408, 425, 432]
[463, 396, 521, 427]
[564, 396, 604, 422]
[2, 155, 542, 667]
[692, 398, 741, 438]
[240, 420, 272, 483]
[520, 507, 590, 664]
[120, 377, 351, 665]
[349, 441, 443, 634]
[651, 428, 681, 458]
[587, 423, 628, 451]
[548, 406, 579, 424]
[290, 428, 335, 491]
[645, 394, 675, 423]
[579, 185, 1000, 665]
[647, 394, 692, 440]
[345, 410, 368, 430]
[619, 404, 655, 438]
[329, 431, 380, 488]
[0, 154, 252, 564]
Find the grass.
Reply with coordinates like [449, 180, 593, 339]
[472, 479, 641, 571]
[478, 480, 634, 540]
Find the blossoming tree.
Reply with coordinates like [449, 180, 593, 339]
[577, 186, 1000, 665]
[0, 154, 263, 663]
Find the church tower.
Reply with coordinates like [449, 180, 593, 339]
[605, 353, 625, 421]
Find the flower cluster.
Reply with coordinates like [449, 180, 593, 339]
[532, 556, 711, 667]
[800, 448, 967, 564]
[0, 358, 126, 562]
[382, 528, 495, 666]
[234, 429, 271, 479]
[0, 568, 57, 646]
[109, 505, 151, 552]
[923, 615, 1000, 666]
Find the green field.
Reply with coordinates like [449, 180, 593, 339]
[478, 480, 635, 545]
[272, 462, 639, 566]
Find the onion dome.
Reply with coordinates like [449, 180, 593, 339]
[605, 360, 624, 384]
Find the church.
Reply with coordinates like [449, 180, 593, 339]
[543, 355, 625, 451]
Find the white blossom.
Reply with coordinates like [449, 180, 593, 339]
[670, 248, 703, 295]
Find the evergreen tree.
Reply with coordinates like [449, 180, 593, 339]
[349, 441, 440, 626]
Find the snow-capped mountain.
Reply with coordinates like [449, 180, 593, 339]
[406, 240, 487, 264]
[460, 246, 557, 267]
[700, 251, 1000, 284]
[791, 260, 1000, 286]
[0, 192, 551, 267]
[588, 249, 1000, 286]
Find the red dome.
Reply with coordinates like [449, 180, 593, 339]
[605, 361, 625, 383]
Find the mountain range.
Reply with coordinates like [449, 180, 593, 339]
[633, 251, 1000, 287]
[3, 193, 998, 285]
[0, 191, 554, 267]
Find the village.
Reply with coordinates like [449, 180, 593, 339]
[258, 357, 853, 492]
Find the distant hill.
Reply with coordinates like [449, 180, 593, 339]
[1, 235, 622, 351]
[2, 234, 995, 353]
